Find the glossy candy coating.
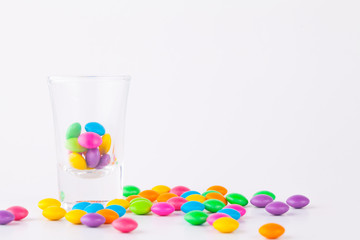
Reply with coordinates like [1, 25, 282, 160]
[130, 197, 152, 205]
[223, 204, 246, 217]
[151, 202, 175, 216]
[6, 206, 28, 221]
[202, 190, 222, 197]
[206, 213, 230, 225]
[42, 206, 66, 220]
[81, 213, 105, 227]
[205, 192, 227, 205]
[157, 193, 178, 202]
[181, 201, 205, 213]
[123, 185, 141, 197]
[106, 205, 126, 217]
[186, 194, 206, 203]
[99, 134, 111, 154]
[72, 202, 91, 210]
[85, 122, 105, 136]
[204, 199, 225, 213]
[78, 132, 102, 149]
[96, 209, 119, 224]
[286, 195, 310, 208]
[84, 203, 104, 213]
[181, 191, 201, 198]
[259, 223, 285, 239]
[0, 210, 15, 225]
[184, 210, 208, 225]
[85, 149, 101, 168]
[38, 198, 61, 210]
[218, 208, 240, 220]
[106, 199, 130, 209]
[96, 154, 110, 169]
[170, 186, 190, 196]
[254, 190, 276, 200]
[167, 197, 188, 211]
[112, 217, 138, 233]
[226, 193, 248, 206]
[213, 217, 239, 233]
[265, 201, 289, 215]
[69, 153, 87, 170]
[250, 194, 273, 208]
[207, 185, 228, 195]
[65, 138, 87, 153]
[129, 200, 152, 215]
[66, 122, 81, 139]
[139, 190, 159, 202]
[65, 210, 87, 224]
[152, 185, 171, 194]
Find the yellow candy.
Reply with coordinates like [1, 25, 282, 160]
[65, 210, 87, 224]
[69, 153, 87, 170]
[38, 198, 61, 210]
[152, 185, 171, 194]
[186, 194, 206, 203]
[99, 133, 111, 155]
[106, 199, 130, 209]
[42, 206, 66, 221]
[213, 217, 239, 233]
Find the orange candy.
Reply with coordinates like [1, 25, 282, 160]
[96, 209, 119, 224]
[205, 192, 227, 205]
[139, 190, 160, 202]
[259, 223, 285, 239]
[126, 195, 141, 202]
[207, 185, 228, 195]
[157, 193, 178, 202]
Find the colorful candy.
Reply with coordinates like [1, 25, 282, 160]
[6, 206, 28, 221]
[205, 192, 227, 204]
[139, 190, 159, 202]
[81, 213, 105, 227]
[106, 199, 130, 209]
[106, 205, 126, 217]
[66, 122, 81, 139]
[69, 153, 87, 170]
[99, 134, 111, 154]
[151, 202, 175, 216]
[85, 148, 101, 168]
[123, 185, 140, 197]
[218, 208, 240, 220]
[225, 193, 248, 206]
[38, 198, 61, 210]
[72, 202, 91, 210]
[254, 190, 276, 200]
[170, 186, 190, 196]
[206, 213, 230, 225]
[152, 185, 171, 194]
[130, 197, 152, 205]
[84, 203, 104, 213]
[250, 194, 273, 208]
[65, 138, 87, 153]
[157, 193, 178, 202]
[207, 185, 228, 195]
[112, 217, 138, 233]
[181, 201, 205, 213]
[204, 199, 225, 213]
[42, 206, 66, 220]
[265, 202, 289, 215]
[181, 191, 201, 198]
[129, 200, 152, 215]
[184, 210, 208, 225]
[85, 122, 105, 136]
[286, 195, 310, 208]
[78, 132, 102, 149]
[167, 197, 188, 211]
[65, 210, 87, 224]
[213, 217, 239, 233]
[223, 204, 246, 217]
[185, 194, 206, 203]
[259, 223, 285, 239]
[202, 190, 221, 197]
[96, 209, 119, 224]
[0, 210, 15, 225]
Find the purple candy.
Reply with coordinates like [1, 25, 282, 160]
[250, 194, 273, 208]
[0, 210, 15, 225]
[286, 195, 310, 209]
[80, 213, 105, 227]
[86, 149, 101, 168]
[96, 154, 110, 169]
[265, 201, 289, 215]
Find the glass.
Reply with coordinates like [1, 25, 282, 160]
[48, 76, 130, 208]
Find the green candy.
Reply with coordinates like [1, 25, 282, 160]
[226, 193, 248, 206]
[123, 185, 140, 197]
[184, 210, 208, 225]
[203, 199, 225, 213]
[65, 138, 86, 152]
[129, 200, 152, 215]
[66, 122, 81, 139]
[202, 190, 221, 197]
[130, 197, 152, 205]
[253, 190, 276, 200]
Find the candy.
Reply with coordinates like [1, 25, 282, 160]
[265, 201, 289, 215]
[167, 197, 188, 211]
[123, 185, 141, 197]
[85, 122, 105, 136]
[226, 193, 248, 206]
[69, 153, 87, 170]
[205, 192, 227, 205]
[157, 193, 178, 202]
[151, 202, 175, 216]
[139, 190, 159, 202]
[112, 217, 138, 233]
[106, 205, 126, 217]
[286, 195, 310, 208]
[84, 203, 104, 213]
[38, 198, 61, 210]
[81, 213, 106, 227]
[129, 200, 152, 215]
[181, 191, 201, 198]
[78, 132, 102, 149]
[259, 223, 285, 239]
[66, 122, 81, 139]
[130, 197, 152, 205]
[213, 217, 239, 233]
[170, 186, 190, 196]
[42, 206, 66, 220]
[152, 185, 171, 194]
[202, 190, 222, 197]
[106, 199, 130, 209]
[96, 209, 119, 224]
[96, 154, 110, 169]
[181, 201, 205, 213]
[206, 213, 230, 225]
[72, 202, 91, 210]
[85, 148, 101, 168]
[185, 194, 206, 203]
[250, 194, 273, 208]
[65, 210, 87, 224]
[218, 208, 240, 220]
[204, 199, 225, 213]
[0, 210, 15, 225]
[254, 190, 276, 200]
[223, 204, 246, 217]
[65, 138, 87, 153]
[6, 206, 28, 221]
[184, 210, 208, 225]
[126, 195, 141, 202]
[207, 185, 228, 195]
[99, 133, 111, 154]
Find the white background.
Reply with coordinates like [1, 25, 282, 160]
[0, 0, 359, 239]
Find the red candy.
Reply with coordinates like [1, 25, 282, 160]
[6, 206, 28, 221]
[112, 217, 138, 233]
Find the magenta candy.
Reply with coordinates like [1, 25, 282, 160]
[151, 202, 175, 216]
[206, 213, 230, 225]
[112, 217, 138, 233]
[81, 213, 105, 227]
[223, 204, 246, 217]
[6, 206, 28, 221]
[96, 154, 111, 169]
[78, 132, 102, 149]
[265, 201, 289, 215]
[170, 186, 190, 196]
[85, 148, 101, 168]
[250, 194, 273, 208]
[286, 195, 310, 209]
[0, 210, 15, 225]
[167, 197, 188, 211]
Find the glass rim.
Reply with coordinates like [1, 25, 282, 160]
[48, 75, 131, 84]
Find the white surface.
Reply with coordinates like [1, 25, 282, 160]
[0, 0, 359, 239]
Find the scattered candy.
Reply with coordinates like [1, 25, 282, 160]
[170, 186, 190, 196]
[139, 190, 160, 202]
[130, 197, 152, 205]
[65, 210, 87, 224]
[97, 209, 119, 224]
[112, 217, 138, 233]
[180, 191, 201, 198]
[181, 201, 205, 213]
[167, 197, 188, 211]
[123, 185, 141, 197]
[6, 206, 28, 221]
[259, 223, 285, 239]
[218, 208, 240, 220]
[106, 199, 130, 209]
[66, 122, 81, 139]
[0, 210, 15, 225]
[151, 202, 175, 216]
[84, 203, 104, 213]
[38, 198, 61, 210]
[205, 192, 227, 204]
[213, 217, 239, 233]
[265, 202, 289, 216]
[184, 210, 208, 225]
[185, 194, 206, 203]
[206, 212, 230, 225]
[286, 195, 310, 209]
[254, 190, 276, 200]
[106, 205, 126, 217]
[72, 202, 91, 210]
[223, 204, 246, 217]
[129, 199, 152, 215]
[81, 213, 106, 227]
[85, 122, 105, 136]
[250, 194, 274, 208]
[204, 199, 226, 213]
[207, 185, 228, 195]
[152, 185, 171, 194]
[42, 206, 66, 221]
[157, 193, 178, 202]
[225, 193, 248, 206]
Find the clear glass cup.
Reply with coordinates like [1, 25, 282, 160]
[48, 76, 130, 208]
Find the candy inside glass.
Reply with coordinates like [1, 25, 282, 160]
[48, 76, 130, 209]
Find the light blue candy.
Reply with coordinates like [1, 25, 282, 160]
[218, 208, 241, 220]
[84, 203, 104, 213]
[106, 205, 126, 217]
[181, 201, 205, 213]
[85, 122, 105, 136]
[72, 202, 91, 210]
[180, 191, 201, 199]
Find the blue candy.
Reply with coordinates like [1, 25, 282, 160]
[218, 208, 241, 220]
[85, 122, 105, 136]
[84, 203, 104, 213]
[181, 201, 205, 213]
[105, 205, 126, 217]
[72, 202, 91, 210]
[180, 191, 201, 199]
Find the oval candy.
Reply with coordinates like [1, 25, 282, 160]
[85, 148, 101, 168]
[202, 190, 222, 197]
[170, 186, 190, 196]
[184, 210, 208, 225]
[254, 190, 276, 200]
[42, 206, 66, 221]
[129, 200, 152, 215]
[181, 201, 205, 213]
[69, 153, 87, 170]
[72, 202, 91, 210]
[96, 209, 119, 224]
[66, 122, 81, 139]
[139, 190, 159, 202]
[204, 199, 225, 213]
[157, 193, 178, 202]
[0, 210, 15, 225]
[99, 133, 111, 155]
[38, 198, 61, 210]
[112, 217, 138, 233]
[265, 201, 289, 216]
[85, 122, 105, 136]
[286, 195, 310, 209]
[186, 194, 206, 203]
[151, 202, 175, 216]
[65, 210, 87, 224]
[81, 213, 105, 227]
[223, 204, 246, 217]
[167, 197, 188, 211]
[123, 185, 141, 197]
[152, 185, 171, 194]
[259, 223, 285, 239]
[250, 194, 273, 208]
[78, 132, 102, 149]
[226, 193, 248, 206]
[218, 208, 240, 220]
[65, 138, 87, 153]
[181, 191, 201, 199]
[205, 192, 227, 205]
[106, 205, 126, 217]
[6, 206, 28, 221]
[207, 185, 228, 195]
[206, 213, 230, 225]
[84, 203, 104, 213]
[106, 199, 130, 209]
[213, 217, 239, 233]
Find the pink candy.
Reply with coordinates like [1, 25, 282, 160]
[78, 132, 102, 149]
[223, 204, 246, 217]
[151, 202, 175, 216]
[6, 206, 28, 221]
[170, 186, 190, 196]
[167, 197, 188, 211]
[112, 217, 138, 233]
[206, 213, 230, 225]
